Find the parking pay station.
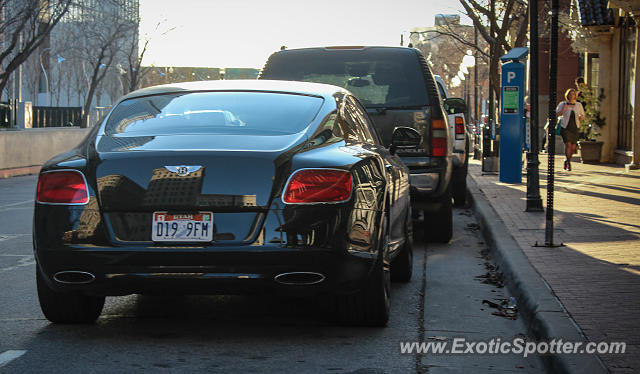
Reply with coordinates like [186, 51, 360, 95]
[499, 47, 528, 183]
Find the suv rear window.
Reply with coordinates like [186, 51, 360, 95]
[261, 48, 429, 108]
[105, 91, 323, 136]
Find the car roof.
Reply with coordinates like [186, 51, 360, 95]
[273, 46, 415, 53]
[119, 79, 349, 102]
[268, 46, 420, 60]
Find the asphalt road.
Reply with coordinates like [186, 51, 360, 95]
[0, 175, 544, 373]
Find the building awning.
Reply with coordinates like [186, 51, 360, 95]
[607, 0, 640, 14]
[577, 0, 615, 26]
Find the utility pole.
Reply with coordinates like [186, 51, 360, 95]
[526, 0, 544, 212]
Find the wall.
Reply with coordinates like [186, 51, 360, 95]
[0, 128, 91, 170]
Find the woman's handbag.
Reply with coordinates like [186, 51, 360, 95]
[555, 118, 562, 135]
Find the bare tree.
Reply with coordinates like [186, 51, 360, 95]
[0, 0, 72, 97]
[557, 0, 599, 54]
[120, 37, 146, 94]
[121, 20, 173, 94]
[458, 0, 529, 96]
[49, 53, 68, 106]
[412, 23, 485, 86]
[62, 0, 136, 127]
[103, 66, 124, 103]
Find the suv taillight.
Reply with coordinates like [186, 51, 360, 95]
[283, 169, 352, 204]
[431, 118, 447, 157]
[37, 170, 89, 204]
[455, 116, 465, 140]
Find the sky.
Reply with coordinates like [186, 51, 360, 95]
[139, 0, 467, 69]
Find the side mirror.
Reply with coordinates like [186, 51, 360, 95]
[390, 126, 421, 155]
[443, 97, 467, 115]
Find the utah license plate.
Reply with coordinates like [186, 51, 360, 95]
[152, 212, 213, 242]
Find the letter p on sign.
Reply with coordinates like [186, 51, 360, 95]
[507, 71, 516, 83]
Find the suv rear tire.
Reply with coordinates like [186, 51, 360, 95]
[452, 165, 468, 207]
[452, 141, 469, 207]
[423, 185, 453, 243]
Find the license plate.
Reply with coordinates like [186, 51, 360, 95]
[152, 212, 213, 242]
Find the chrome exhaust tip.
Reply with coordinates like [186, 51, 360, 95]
[274, 272, 325, 286]
[53, 271, 95, 284]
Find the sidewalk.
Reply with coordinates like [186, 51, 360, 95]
[468, 154, 640, 373]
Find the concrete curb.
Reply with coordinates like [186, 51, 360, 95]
[0, 165, 40, 179]
[466, 176, 608, 374]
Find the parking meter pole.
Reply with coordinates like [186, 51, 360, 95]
[544, 0, 559, 247]
[526, 0, 544, 212]
[499, 48, 528, 184]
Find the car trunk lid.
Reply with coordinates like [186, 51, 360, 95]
[94, 133, 305, 243]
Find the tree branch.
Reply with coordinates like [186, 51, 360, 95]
[459, 0, 495, 45]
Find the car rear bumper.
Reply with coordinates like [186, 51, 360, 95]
[409, 172, 439, 193]
[35, 245, 377, 297]
[402, 156, 451, 202]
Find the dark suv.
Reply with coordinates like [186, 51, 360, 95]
[260, 46, 453, 242]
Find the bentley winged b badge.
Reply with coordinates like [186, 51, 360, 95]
[164, 165, 203, 177]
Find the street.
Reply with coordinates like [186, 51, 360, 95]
[0, 175, 543, 373]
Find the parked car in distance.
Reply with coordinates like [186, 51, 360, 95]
[33, 80, 414, 327]
[434, 75, 469, 207]
[260, 46, 454, 242]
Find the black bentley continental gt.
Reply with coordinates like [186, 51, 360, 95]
[34, 80, 414, 326]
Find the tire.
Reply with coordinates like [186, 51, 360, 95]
[452, 141, 469, 207]
[336, 259, 390, 326]
[423, 185, 453, 243]
[337, 218, 390, 326]
[391, 211, 413, 283]
[452, 166, 467, 207]
[36, 268, 105, 324]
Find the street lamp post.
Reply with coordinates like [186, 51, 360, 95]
[474, 28, 479, 125]
[462, 52, 475, 117]
[39, 47, 51, 106]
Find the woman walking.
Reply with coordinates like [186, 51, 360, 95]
[556, 88, 585, 171]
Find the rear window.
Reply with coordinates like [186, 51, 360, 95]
[105, 91, 323, 136]
[261, 48, 429, 108]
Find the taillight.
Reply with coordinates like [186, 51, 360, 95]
[455, 116, 465, 140]
[283, 169, 352, 204]
[37, 170, 89, 204]
[431, 118, 448, 157]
